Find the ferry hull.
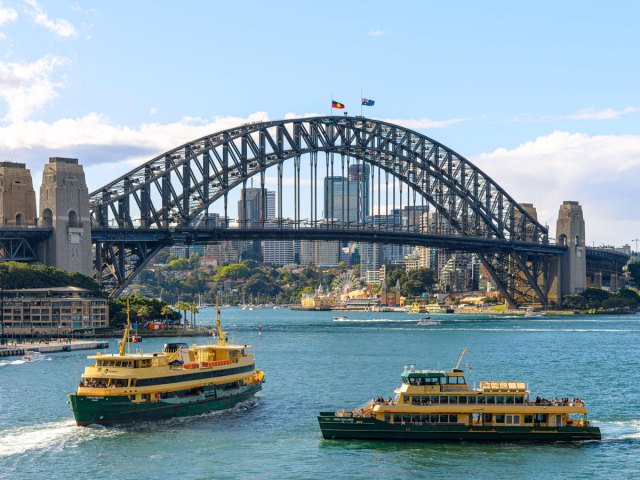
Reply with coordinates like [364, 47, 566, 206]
[318, 414, 601, 442]
[69, 384, 261, 426]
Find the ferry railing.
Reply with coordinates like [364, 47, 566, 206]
[352, 398, 375, 414]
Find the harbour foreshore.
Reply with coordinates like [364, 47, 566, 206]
[0, 340, 109, 357]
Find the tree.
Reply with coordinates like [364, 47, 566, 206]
[136, 305, 151, 325]
[188, 302, 199, 328]
[175, 301, 189, 328]
[628, 262, 640, 287]
[161, 305, 174, 329]
[581, 288, 611, 309]
[214, 264, 250, 281]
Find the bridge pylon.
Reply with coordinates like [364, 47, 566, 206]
[549, 201, 587, 304]
[39, 158, 93, 276]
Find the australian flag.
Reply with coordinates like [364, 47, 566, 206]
[361, 98, 375, 106]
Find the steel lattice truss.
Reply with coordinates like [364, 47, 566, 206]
[90, 116, 556, 303]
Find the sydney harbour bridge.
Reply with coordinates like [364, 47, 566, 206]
[0, 116, 630, 306]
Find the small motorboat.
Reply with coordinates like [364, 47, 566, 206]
[132, 335, 142, 343]
[22, 351, 46, 362]
[417, 318, 441, 326]
[333, 316, 348, 321]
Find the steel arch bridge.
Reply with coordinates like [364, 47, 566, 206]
[90, 116, 563, 304]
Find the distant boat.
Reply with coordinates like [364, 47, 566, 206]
[132, 335, 142, 343]
[333, 316, 348, 321]
[417, 318, 441, 326]
[22, 351, 46, 362]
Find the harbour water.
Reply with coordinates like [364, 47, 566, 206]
[1, 308, 640, 479]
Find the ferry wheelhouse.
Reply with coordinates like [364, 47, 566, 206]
[68, 306, 264, 426]
[318, 349, 600, 442]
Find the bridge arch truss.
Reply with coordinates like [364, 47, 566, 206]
[90, 116, 556, 304]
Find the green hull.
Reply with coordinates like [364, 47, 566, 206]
[69, 384, 261, 426]
[318, 413, 601, 442]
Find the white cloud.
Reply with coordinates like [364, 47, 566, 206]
[368, 29, 390, 37]
[24, 0, 78, 38]
[381, 116, 470, 129]
[0, 5, 18, 26]
[472, 130, 640, 244]
[0, 55, 69, 122]
[511, 106, 638, 123]
[567, 106, 638, 120]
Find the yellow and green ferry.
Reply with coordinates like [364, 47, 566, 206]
[68, 306, 264, 426]
[318, 349, 600, 442]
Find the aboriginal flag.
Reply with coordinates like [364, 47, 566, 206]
[332, 100, 345, 109]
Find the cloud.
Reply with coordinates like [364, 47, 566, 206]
[0, 5, 18, 26]
[0, 55, 69, 122]
[381, 116, 471, 129]
[472, 130, 640, 244]
[511, 106, 638, 123]
[149, 107, 158, 116]
[368, 29, 390, 37]
[24, 0, 78, 38]
[567, 106, 638, 120]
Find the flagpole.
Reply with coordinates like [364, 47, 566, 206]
[360, 88, 363, 117]
[331, 92, 333, 116]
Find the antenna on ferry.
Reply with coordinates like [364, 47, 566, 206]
[215, 296, 226, 346]
[119, 299, 131, 356]
[454, 347, 468, 370]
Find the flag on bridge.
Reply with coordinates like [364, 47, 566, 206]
[361, 98, 375, 106]
[332, 100, 345, 109]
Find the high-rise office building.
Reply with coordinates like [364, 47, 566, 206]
[347, 163, 370, 219]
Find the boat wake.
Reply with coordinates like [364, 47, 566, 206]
[596, 419, 640, 441]
[0, 419, 123, 458]
[332, 318, 418, 323]
[0, 359, 26, 366]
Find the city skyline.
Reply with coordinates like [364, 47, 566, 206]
[0, 1, 638, 245]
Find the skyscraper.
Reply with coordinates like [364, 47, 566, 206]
[347, 163, 370, 219]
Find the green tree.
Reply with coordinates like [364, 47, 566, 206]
[161, 305, 174, 329]
[214, 263, 250, 281]
[581, 288, 611, 309]
[628, 262, 640, 287]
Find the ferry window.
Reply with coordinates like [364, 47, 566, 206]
[421, 396, 430, 404]
[426, 377, 438, 385]
[402, 377, 409, 384]
[449, 396, 458, 404]
[403, 396, 409, 404]
[486, 396, 495, 404]
[449, 414, 458, 423]
[467, 396, 476, 404]
[430, 395, 439, 404]
[430, 415, 438, 423]
[412, 397, 420, 405]
[506, 396, 514, 404]
[411, 414, 420, 423]
[524, 415, 533, 424]
[496, 396, 505, 404]
[394, 414, 401, 423]
[439, 396, 449, 404]
[506, 415, 520, 425]
[483, 413, 492, 423]
[534, 414, 548, 422]
[477, 396, 485, 404]
[402, 415, 411, 423]
[495, 414, 505, 424]
[458, 396, 467, 404]
[515, 396, 524, 404]
[384, 414, 390, 422]
[439, 415, 448, 423]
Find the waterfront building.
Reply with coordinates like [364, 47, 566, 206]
[1, 287, 109, 336]
[168, 245, 189, 258]
[359, 242, 383, 282]
[300, 239, 339, 267]
[300, 284, 336, 310]
[204, 242, 239, 264]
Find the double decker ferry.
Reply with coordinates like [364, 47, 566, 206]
[318, 349, 600, 442]
[68, 305, 264, 426]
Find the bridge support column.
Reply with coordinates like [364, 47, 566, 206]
[610, 273, 618, 293]
[593, 272, 602, 289]
[553, 201, 587, 304]
[39, 158, 93, 276]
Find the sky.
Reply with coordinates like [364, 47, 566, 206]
[0, 0, 639, 247]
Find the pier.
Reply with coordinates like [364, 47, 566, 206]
[0, 340, 109, 357]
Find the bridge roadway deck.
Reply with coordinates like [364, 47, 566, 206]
[91, 227, 567, 255]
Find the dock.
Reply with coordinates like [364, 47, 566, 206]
[0, 340, 109, 357]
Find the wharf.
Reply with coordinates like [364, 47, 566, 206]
[0, 340, 109, 357]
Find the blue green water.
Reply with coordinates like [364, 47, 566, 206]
[1, 308, 640, 479]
